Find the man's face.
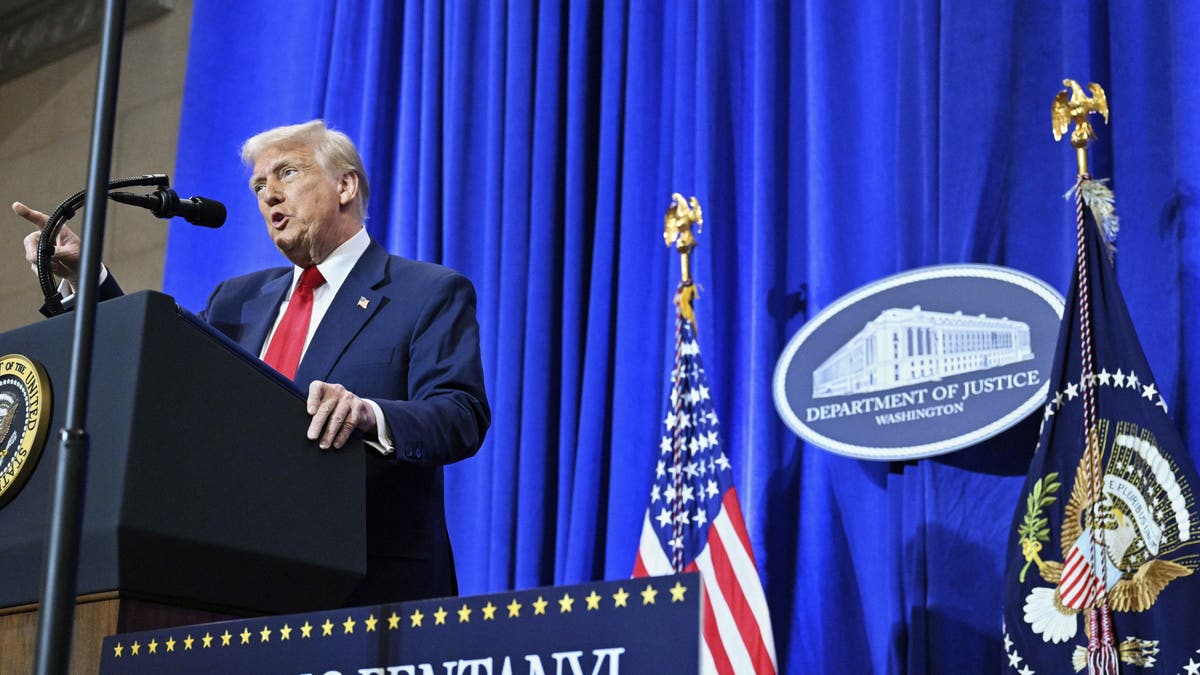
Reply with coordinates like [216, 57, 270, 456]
[250, 141, 356, 267]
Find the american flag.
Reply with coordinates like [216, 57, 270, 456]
[633, 296, 777, 675]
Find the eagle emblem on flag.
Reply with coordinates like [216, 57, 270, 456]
[1018, 423, 1196, 649]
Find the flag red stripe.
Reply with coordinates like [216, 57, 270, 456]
[706, 513, 777, 674]
[633, 554, 649, 578]
[720, 491, 758, 566]
[699, 574, 737, 675]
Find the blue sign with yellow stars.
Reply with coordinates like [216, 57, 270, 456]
[100, 574, 700, 674]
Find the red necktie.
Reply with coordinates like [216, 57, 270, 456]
[263, 266, 326, 380]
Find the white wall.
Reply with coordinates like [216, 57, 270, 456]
[0, 0, 192, 332]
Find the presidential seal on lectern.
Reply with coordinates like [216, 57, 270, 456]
[0, 353, 52, 509]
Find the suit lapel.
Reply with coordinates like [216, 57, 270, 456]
[294, 241, 388, 385]
[242, 271, 293, 355]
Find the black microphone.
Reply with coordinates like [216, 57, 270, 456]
[109, 188, 226, 228]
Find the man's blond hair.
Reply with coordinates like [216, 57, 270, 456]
[241, 120, 370, 219]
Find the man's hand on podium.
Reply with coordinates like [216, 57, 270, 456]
[306, 380, 379, 450]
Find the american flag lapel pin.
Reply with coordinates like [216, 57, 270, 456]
[357, 296, 370, 309]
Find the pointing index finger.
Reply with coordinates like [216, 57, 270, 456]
[12, 202, 49, 229]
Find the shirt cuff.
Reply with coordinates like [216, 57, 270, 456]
[362, 399, 395, 456]
[57, 264, 109, 303]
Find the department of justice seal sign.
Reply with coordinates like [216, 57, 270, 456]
[0, 354, 53, 509]
[773, 264, 1064, 461]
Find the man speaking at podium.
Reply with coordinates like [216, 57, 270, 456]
[11, 120, 491, 606]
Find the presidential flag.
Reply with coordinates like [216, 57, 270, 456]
[1002, 179, 1200, 674]
[633, 283, 778, 675]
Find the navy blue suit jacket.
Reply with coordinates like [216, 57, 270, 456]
[109, 239, 490, 603]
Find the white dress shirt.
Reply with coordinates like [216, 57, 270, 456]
[259, 227, 395, 455]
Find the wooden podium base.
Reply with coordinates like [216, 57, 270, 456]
[0, 593, 238, 674]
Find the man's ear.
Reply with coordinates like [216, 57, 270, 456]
[337, 172, 359, 206]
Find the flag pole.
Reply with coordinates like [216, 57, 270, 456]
[663, 193, 703, 325]
[1051, 79, 1118, 675]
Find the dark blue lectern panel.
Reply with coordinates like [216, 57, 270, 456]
[99, 575, 701, 674]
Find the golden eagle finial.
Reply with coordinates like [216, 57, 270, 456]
[663, 194, 702, 256]
[1052, 79, 1109, 149]
[663, 193, 703, 325]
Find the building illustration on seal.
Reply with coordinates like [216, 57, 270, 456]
[812, 306, 1033, 398]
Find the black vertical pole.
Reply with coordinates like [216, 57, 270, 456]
[34, 0, 126, 672]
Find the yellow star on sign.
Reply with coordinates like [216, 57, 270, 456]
[202, 632, 213, 648]
[220, 630, 231, 646]
[506, 598, 522, 618]
[365, 614, 378, 632]
[457, 603, 472, 623]
[131, 641, 140, 656]
[148, 639, 158, 654]
[240, 628, 251, 644]
[343, 616, 356, 634]
[113, 643, 123, 658]
[260, 626, 272, 642]
[166, 637, 176, 652]
[482, 602, 498, 620]
[280, 624, 293, 640]
[410, 609, 425, 627]
[300, 621, 313, 638]
[585, 591, 602, 610]
[670, 581, 687, 602]
[184, 634, 194, 650]
[558, 593, 575, 613]
[532, 596, 548, 615]
[612, 587, 630, 607]
[321, 619, 334, 636]
[434, 607, 448, 625]
[387, 612, 400, 630]
[641, 584, 658, 605]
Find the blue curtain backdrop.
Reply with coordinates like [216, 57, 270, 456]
[161, 2, 1200, 673]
